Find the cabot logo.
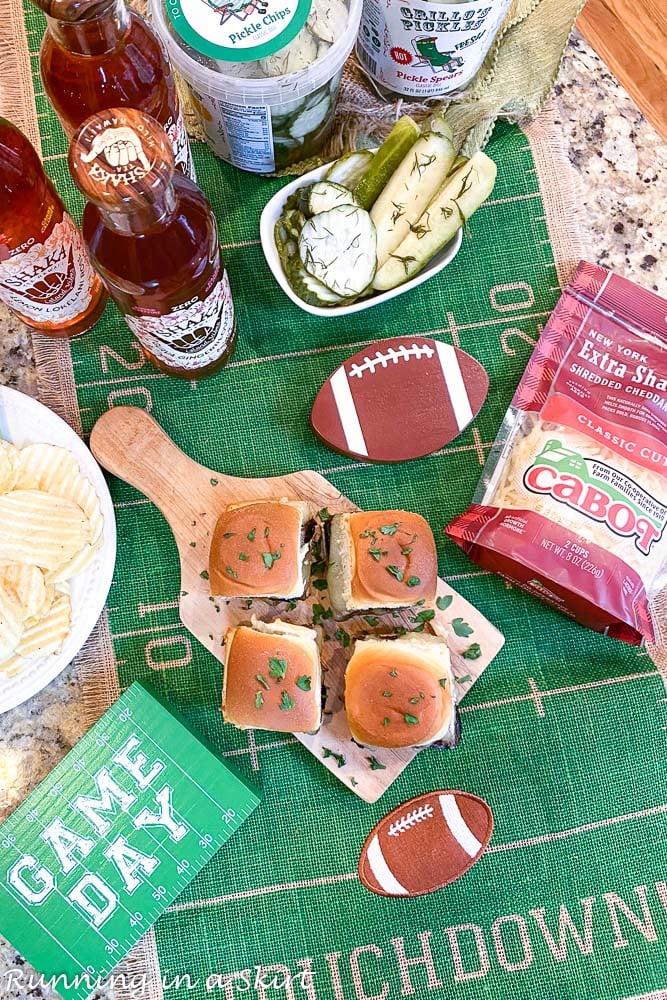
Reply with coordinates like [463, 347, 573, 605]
[523, 439, 666, 555]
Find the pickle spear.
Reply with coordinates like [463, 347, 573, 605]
[353, 116, 420, 210]
[372, 151, 497, 292]
[371, 119, 457, 269]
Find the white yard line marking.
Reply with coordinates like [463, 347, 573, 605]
[112, 622, 184, 640]
[219, 238, 261, 251]
[138, 600, 180, 618]
[620, 992, 667, 1000]
[461, 670, 660, 717]
[165, 803, 667, 911]
[246, 729, 260, 772]
[166, 872, 360, 911]
[481, 192, 542, 207]
[486, 804, 667, 853]
[527, 678, 545, 717]
[76, 311, 553, 390]
[221, 737, 297, 759]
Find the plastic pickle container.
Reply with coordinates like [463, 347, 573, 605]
[151, 0, 362, 173]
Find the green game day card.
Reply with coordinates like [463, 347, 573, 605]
[0, 682, 261, 1000]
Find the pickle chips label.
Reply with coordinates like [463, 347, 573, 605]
[166, 0, 312, 62]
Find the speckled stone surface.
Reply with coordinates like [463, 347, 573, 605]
[0, 30, 665, 999]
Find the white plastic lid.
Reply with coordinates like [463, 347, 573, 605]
[151, 0, 361, 104]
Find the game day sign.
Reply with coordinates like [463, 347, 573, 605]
[0, 682, 260, 1000]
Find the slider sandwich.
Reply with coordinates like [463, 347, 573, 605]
[344, 633, 459, 749]
[209, 500, 312, 599]
[327, 510, 437, 616]
[222, 617, 322, 734]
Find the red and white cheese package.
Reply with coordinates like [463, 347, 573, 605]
[446, 261, 667, 645]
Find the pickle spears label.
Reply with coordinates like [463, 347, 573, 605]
[166, 0, 311, 61]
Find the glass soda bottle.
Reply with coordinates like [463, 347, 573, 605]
[33, 0, 195, 180]
[69, 108, 236, 379]
[0, 117, 106, 336]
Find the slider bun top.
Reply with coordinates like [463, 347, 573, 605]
[209, 500, 310, 598]
[345, 634, 454, 749]
[328, 510, 437, 613]
[222, 618, 322, 734]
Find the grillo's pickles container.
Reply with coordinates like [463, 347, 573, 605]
[356, 0, 512, 99]
[151, 0, 361, 173]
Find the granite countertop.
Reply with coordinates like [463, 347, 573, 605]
[1, 30, 666, 999]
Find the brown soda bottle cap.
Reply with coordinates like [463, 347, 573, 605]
[29, 0, 115, 20]
[69, 108, 175, 221]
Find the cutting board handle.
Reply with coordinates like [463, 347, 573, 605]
[90, 406, 218, 533]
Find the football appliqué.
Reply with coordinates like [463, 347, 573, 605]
[358, 790, 493, 897]
[310, 336, 489, 463]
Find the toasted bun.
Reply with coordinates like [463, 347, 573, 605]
[345, 633, 455, 748]
[209, 500, 310, 598]
[328, 510, 437, 614]
[222, 617, 321, 733]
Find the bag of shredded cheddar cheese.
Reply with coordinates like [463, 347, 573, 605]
[446, 261, 667, 645]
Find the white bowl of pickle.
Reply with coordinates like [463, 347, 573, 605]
[260, 115, 497, 318]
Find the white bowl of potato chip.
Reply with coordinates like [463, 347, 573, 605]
[0, 387, 116, 713]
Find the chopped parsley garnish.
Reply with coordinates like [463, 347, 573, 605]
[199, 570, 209, 580]
[389, 669, 398, 677]
[452, 618, 474, 637]
[247, 528, 256, 541]
[296, 675, 311, 691]
[262, 551, 281, 569]
[383, 718, 390, 727]
[402, 547, 412, 556]
[404, 713, 419, 725]
[313, 603, 333, 625]
[363, 615, 379, 627]
[238, 553, 249, 561]
[382, 691, 392, 698]
[359, 528, 376, 539]
[406, 576, 421, 587]
[317, 507, 331, 522]
[368, 547, 384, 561]
[225, 567, 238, 579]
[436, 595, 453, 612]
[312, 578, 328, 591]
[335, 627, 351, 648]
[286, 600, 297, 611]
[279, 691, 295, 711]
[311, 559, 327, 575]
[439, 678, 448, 688]
[413, 609, 435, 624]
[456, 674, 472, 685]
[379, 523, 399, 535]
[409, 697, 420, 704]
[387, 565, 404, 582]
[255, 691, 264, 710]
[367, 756, 386, 771]
[269, 657, 287, 680]
[210, 478, 218, 486]
[322, 747, 346, 768]
[264, 526, 270, 538]
[463, 642, 482, 660]
[256, 674, 270, 690]
[189, 541, 196, 548]
[222, 532, 235, 539]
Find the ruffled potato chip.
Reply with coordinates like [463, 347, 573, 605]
[8, 589, 71, 660]
[0, 441, 20, 494]
[0, 563, 47, 623]
[0, 490, 91, 572]
[14, 443, 80, 492]
[0, 584, 25, 660]
[14, 443, 103, 544]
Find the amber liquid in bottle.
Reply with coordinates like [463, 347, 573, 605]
[69, 109, 236, 378]
[0, 117, 106, 336]
[37, 0, 195, 179]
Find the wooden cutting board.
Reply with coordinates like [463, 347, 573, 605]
[90, 406, 505, 802]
